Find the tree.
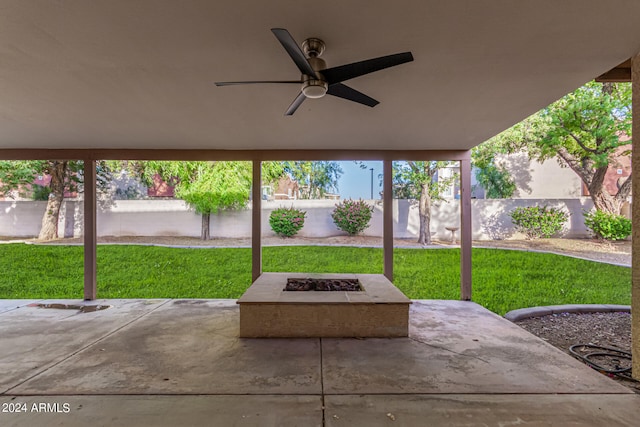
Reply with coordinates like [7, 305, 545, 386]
[487, 81, 632, 214]
[471, 140, 516, 199]
[539, 81, 631, 214]
[133, 161, 283, 240]
[0, 160, 111, 240]
[474, 163, 516, 199]
[283, 161, 343, 199]
[392, 161, 457, 245]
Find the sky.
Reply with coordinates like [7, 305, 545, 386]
[335, 161, 383, 200]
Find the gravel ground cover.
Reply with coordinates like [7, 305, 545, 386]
[516, 312, 637, 393]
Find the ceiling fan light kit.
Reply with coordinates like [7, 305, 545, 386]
[301, 77, 328, 99]
[215, 28, 413, 115]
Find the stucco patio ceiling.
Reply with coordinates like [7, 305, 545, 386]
[1, 1, 640, 152]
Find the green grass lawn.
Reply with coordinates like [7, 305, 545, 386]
[0, 244, 630, 315]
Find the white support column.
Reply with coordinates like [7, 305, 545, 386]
[459, 155, 472, 300]
[252, 160, 262, 282]
[631, 53, 640, 380]
[83, 159, 97, 300]
[383, 160, 393, 281]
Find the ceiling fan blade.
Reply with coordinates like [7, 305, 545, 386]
[271, 28, 318, 78]
[215, 80, 300, 86]
[321, 52, 414, 85]
[327, 83, 379, 107]
[285, 92, 306, 116]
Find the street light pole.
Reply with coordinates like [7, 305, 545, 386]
[370, 168, 374, 199]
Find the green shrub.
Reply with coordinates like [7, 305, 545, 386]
[332, 199, 374, 235]
[269, 206, 306, 237]
[509, 206, 568, 239]
[583, 210, 631, 241]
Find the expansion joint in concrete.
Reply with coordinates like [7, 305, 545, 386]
[409, 336, 490, 364]
[320, 337, 326, 426]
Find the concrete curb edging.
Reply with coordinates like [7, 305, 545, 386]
[504, 304, 631, 322]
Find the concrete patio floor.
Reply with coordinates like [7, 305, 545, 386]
[0, 299, 637, 426]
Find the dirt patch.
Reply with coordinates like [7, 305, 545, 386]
[30, 235, 631, 266]
[26, 235, 632, 259]
[476, 238, 631, 266]
[28, 303, 111, 313]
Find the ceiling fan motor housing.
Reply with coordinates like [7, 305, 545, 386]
[302, 55, 328, 98]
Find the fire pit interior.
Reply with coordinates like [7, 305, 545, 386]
[285, 278, 362, 292]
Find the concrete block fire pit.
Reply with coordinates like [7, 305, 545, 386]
[237, 273, 411, 338]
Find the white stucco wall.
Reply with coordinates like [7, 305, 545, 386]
[0, 198, 595, 240]
[471, 198, 593, 239]
[0, 200, 47, 237]
[500, 153, 583, 198]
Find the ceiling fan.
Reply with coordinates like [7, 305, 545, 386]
[215, 28, 414, 116]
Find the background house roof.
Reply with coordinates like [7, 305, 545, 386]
[1, 0, 639, 152]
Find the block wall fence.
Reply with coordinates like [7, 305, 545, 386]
[0, 198, 596, 240]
